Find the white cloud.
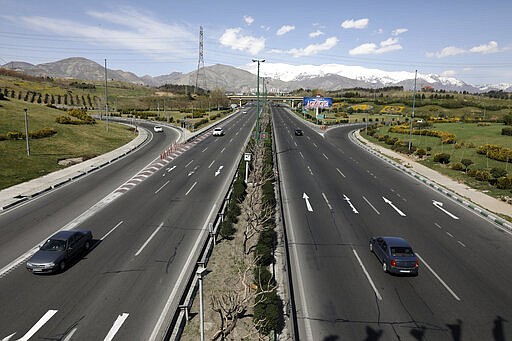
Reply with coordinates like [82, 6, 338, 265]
[441, 70, 457, 77]
[309, 30, 324, 38]
[19, 8, 196, 60]
[341, 18, 369, 29]
[392, 28, 408, 36]
[244, 15, 254, 25]
[349, 37, 402, 55]
[428, 41, 500, 58]
[426, 46, 466, 58]
[219, 28, 265, 55]
[287, 37, 338, 57]
[276, 25, 295, 36]
[469, 41, 499, 54]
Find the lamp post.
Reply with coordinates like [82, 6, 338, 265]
[408, 70, 418, 151]
[252, 59, 265, 143]
[196, 266, 207, 341]
[104, 58, 109, 132]
[23, 108, 30, 156]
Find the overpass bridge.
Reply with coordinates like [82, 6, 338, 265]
[227, 95, 303, 108]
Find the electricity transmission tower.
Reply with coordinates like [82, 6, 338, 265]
[194, 26, 207, 94]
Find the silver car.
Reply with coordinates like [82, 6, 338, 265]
[26, 230, 93, 273]
[369, 236, 418, 275]
[212, 127, 224, 136]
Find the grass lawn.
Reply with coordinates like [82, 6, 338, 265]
[367, 122, 512, 199]
[0, 98, 134, 190]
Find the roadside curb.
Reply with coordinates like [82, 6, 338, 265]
[352, 129, 512, 232]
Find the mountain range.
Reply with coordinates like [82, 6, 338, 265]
[2, 57, 511, 94]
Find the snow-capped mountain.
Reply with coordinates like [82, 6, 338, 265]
[3, 57, 511, 93]
[239, 62, 470, 90]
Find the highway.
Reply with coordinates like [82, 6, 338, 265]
[273, 105, 512, 340]
[0, 111, 254, 340]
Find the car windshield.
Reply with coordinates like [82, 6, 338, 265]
[41, 239, 67, 251]
[391, 247, 413, 256]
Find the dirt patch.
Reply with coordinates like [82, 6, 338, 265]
[57, 157, 84, 166]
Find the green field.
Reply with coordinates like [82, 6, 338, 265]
[367, 122, 512, 198]
[0, 98, 134, 190]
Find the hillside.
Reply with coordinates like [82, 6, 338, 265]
[4, 57, 511, 93]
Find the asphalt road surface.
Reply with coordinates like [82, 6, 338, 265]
[0, 112, 254, 341]
[273, 105, 512, 341]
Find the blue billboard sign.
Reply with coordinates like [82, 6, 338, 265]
[303, 97, 332, 109]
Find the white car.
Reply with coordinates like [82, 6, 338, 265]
[212, 127, 224, 136]
[154, 126, 163, 132]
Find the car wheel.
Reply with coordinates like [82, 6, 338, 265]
[369, 243, 373, 253]
[84, 241, 90, 251]
[382, 262, 387, 273]
[59, 261, 66, 272]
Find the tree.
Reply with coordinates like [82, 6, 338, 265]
[503, 114, 512, 125]
[460, 159, 474, 173]
[210, 256, 275, 340]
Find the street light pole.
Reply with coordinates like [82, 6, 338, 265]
[196, 266, 207, 341]
[104, 58, 109, 132]
[252, 59, 265, 143]
[23, 108, 30, 156]
[408, 70, 418, 151]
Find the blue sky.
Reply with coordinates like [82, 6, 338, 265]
[1, 0, 511, 85]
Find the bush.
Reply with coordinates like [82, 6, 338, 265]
[433, 153, 451, 164]
[491, 167, 507, 179]
[415, 148, 426, 158]
[474, 170, 491, 182]
[262, 180, 276, 208]
[219, 220, 236, 239]
[56, 115, 72, 124]
[451, 162, 464, 171]
[30, 128, 57, 139]
[254, 229, 276, 266]
[497, 176, 512, 189]
[253, 290, 284, 336]
[502, 127, 512, 136]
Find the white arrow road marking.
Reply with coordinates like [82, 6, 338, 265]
[5, 309, 59, 341]
[215, 165, 224, 177]
[343, 194, 359, 214]
[104, 313, 129, 341]
[382, 196, 406, 216]
[433, 200, 459, 219]
[303, 193, 313, 212]
[187, 166, 198, 177]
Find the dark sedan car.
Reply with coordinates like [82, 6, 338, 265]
[26, 230, 93, 273]
[369, 236, 418, 275]
[294, 128, 303, 136]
